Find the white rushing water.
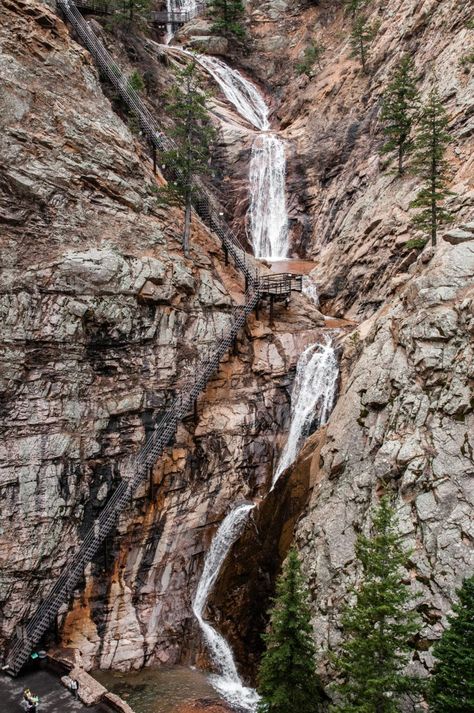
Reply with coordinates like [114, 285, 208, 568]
[194, 55, 270, 131]
[165, 0, 197, 43]
[302, 275, 320, 306]
[193, 503, 260, 712]
[248, 134, 289, 260]
[180, 52, 289, 259]
[272, 339, 339, 487]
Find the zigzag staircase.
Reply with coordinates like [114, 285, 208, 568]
[3, 0, 301, 675]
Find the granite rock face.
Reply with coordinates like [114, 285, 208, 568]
[0, 0, 324, 671]
[295, 241, 474, 678]
[242, 0, 474, 318]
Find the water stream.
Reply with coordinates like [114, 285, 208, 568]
[165, 0, 197, 43]
[193, 340, 339, 711]
[173, 51, 289, 259]
[192, 503, 259, 712]
[272, 339, 339, 488]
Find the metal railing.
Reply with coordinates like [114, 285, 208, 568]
[57, 0, 257, 288]
[73, 0, 207, 25]
[3, 0, 304, 675]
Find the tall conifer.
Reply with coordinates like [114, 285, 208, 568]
[380, 55, 419, 174]
[332, 497, 421, 713]
[429, 575, 474, 713]
[350, 13, 377, 73]
[159, 60, 216, 256]
[410, 86, 453, 247]
[208, 0, 245, 39]
[257, 548, 324, 713]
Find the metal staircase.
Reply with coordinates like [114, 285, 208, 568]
[2, 0, 303, 675]
[73, 0, 207, 30]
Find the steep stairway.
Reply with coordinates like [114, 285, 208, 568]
[2, 0, 303, 676]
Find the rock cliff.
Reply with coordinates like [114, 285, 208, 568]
[0, 0, 323, 671]
[0, 0, 473, 695]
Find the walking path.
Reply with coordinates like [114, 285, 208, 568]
[0, 669, 103, 713]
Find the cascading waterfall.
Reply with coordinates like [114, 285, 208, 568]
[248, 135, 289, 260]
[181, 53, 289, 259]
[192, 503, 260, 712]
[302, 275, 320, 306]
[272, 338, 339, 488]
[165, 0, 197, 43]
[193, 338, 339, 711]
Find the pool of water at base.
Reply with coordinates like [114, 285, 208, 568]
[93, 665, 224, 713]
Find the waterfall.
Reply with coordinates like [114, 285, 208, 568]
[194, 55, 270, 131]
[302, 275, 319, 306]
[165, 0, 197, 43]
[248, 134, 289, 260]
[182, 53, 289, 259]
[192, 503, 260, 712]
[272, 339, 339, 487]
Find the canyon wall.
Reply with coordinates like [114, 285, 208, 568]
[0, 0, 324, 671]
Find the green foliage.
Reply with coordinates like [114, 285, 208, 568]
[109, 0, 152, 28]
[158, 59, 216, 255]
[127, 70, 145, 93]
[410, 86, 453, 247]
[404, 237, 428, 250]
[350, 13, 377, 73]
[296, 41, 325, 75]
[459, 50, 474, 68]
[207, 0, 246, 39]
[331, 497, 422, 713]
[429, 574, 474, 713]
[380, 55, 419, 174]
[344, 0, 368, 18]
[257, 548, 324, 713]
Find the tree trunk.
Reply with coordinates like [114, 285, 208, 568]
[183, 196, 192, 256]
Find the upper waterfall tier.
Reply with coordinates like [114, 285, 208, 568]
[195, 55, 270, 131]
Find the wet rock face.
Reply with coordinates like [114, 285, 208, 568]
[295, 242, 474, 679]
[0, 0, 325, 671]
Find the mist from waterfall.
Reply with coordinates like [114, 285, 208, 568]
[272, 339, 339, 488]
[192, 503, 260, 712]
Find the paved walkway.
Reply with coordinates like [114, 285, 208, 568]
[0, 669, 103, 713]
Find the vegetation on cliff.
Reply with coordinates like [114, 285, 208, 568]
[429, 574, 474, 713]
[331, 497, 422, 713]
[257, 548, 324, 713]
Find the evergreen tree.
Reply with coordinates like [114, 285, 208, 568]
[159, 60, 216, 256]
[350, 13, 377, 73]
[410, 86, 453, 247]
[380, 55, 419, 174]
[345, 0, 367, 18]
[296, 41, 325, 75]
[208, 0, 245, 39]
[109, 0, 151, 28]
[257, 548, 324, 713]
[332, 497, 421, 713]
[429, 574, 474, 713]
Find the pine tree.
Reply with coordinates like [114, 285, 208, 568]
[208, 0, 245, 39]
[296, 41, 325, 75]
[380, 55, 419, 174]
[410, 86, 453, 247]
[345, 0, 367, 18]
[429, 574, 474, 713]
[332, 497, 422, 713]
[159, 60, 216, 256]
[257, 548, 324, 713]
[109, 0, 151, 28]
[350, 13, 377, 73]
